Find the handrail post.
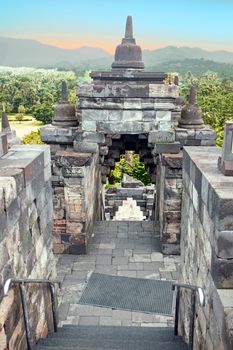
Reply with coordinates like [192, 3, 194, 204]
[189, 290, 196, 350]
[172, 283, 204, 350]
[19, 282, 33, 350]
[174, 286, 180, 336]
[49, 283, 58, 332]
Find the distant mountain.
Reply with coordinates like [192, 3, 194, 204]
[1, 37, 233, 68]
[0, 37, 111, 67]
[143, 46, 233, 65]
[147, 58, 233, 77]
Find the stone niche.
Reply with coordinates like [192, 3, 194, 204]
[51, 150, 102, 254]
[179, 146, 233, 350]
[155, 152, 183, 254]
[0, 145, 56, 350]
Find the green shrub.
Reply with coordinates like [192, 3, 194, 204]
[109, 154, 151, 186]
[15, 113, 24, 123]
[22, 130, 44, 144]
[33, 103, 53, 124]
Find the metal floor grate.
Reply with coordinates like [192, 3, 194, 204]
[79, 273, 174, 315]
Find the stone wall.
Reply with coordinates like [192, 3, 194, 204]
[0, 145, 55, 350]
[179, 146, 233, 349]
[49, 146, 102, 254]
[105, 185, 155, 220]
[155, 152, 183, 254]
[0, 133, 8, 157]
[78, 78, 180, 135]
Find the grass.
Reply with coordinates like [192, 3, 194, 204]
[5, 119, 44, 139]
[7, 114, 34, 121]
[10, 120, 43, 127]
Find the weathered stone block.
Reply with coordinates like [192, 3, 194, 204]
[82, 109, 109, 121]
[142, 110, 157, 121]
[216, 231, 233, 259]
[11, 145, 51, 167]
[55, 150, 92, 167]
[148, 130, 175, 144]
[99, 146, 108, 156]
[122, 110, 143, 121]
[156, 111, 172, 122]
[97, 121, 148, 134]
[73, 141, 98, 153]
[153, 142, 180, 154]
[81, 120, 96, 132]
[149, 84, 179, 98]
[62, 166, 85, 178]
[0, 177, 17, 209]
[108, 110, 123, 121]
[123, 99, 142, 110]
[75, 131, 105, 143]
[195, 129, 217, 140]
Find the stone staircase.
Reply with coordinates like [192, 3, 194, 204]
[114, 197, 146, 220]
[34, 325, 188, 349]
[33, 221, 188, 350]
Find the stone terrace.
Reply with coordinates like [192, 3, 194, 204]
[56, 221, 180, 327]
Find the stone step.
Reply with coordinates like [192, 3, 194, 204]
[35, 343, 187, 350]
[35, 345, 187, 350]
[36, 339, 187, 349]
[35, 326, 188, 350]
[48, 325, 181, 342]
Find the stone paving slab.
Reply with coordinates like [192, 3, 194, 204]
[57, 221, 181, 328]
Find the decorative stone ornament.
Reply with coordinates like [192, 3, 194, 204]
[52, 81, 77, 127]
[112, 16, 144, 70]
[1, 108, 21, 147]
[1, 104, 11, 132]
[218, 122, 233, 176]
[178, 85, 205, 129]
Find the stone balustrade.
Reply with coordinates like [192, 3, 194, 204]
[0, 145, 55, 349]
[179, 146, 233, 349]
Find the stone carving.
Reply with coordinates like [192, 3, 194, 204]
[1, 108, 21, 148]
[52, 81, 77, 127]
[178, 85, 205, 129]
[112, 16, 144, 70]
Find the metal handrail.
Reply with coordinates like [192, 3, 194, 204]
[4, 278, 61, 350]
[172, 283, 205, 350]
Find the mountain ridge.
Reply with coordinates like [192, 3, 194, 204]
[1, 36, 233, 68]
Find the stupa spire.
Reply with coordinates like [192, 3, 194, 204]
[125, 16, 133, 39]
[189, 85, 197, 105]
[1, 103, 11, 132]
[61, 81, 68, 103]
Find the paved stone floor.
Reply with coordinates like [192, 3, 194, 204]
[56, 221, 181, 328]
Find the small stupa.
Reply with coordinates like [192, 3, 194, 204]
[178, 86, 205, 129]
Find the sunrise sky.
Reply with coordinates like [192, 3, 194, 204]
[1, 0, 233, 53]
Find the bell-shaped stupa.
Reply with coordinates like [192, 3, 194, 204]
[112, 16, 144, 70]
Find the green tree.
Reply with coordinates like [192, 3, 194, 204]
[180, 71, 233, 146]
[33, 103, 53, 124]
[109, 154, 151, 186]
[15, 104, 25, 123]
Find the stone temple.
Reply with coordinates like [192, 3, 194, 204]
[0, 15, 233, 350]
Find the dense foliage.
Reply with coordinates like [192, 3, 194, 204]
[109, 154, 151, 186]
[148, 59, 233, 78]
[180, 71, 233, 146]
[1, 66, 233, 147]
[0, 66, 79, 123]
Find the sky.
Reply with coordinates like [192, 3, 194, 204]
[1, 0, 233, 53]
